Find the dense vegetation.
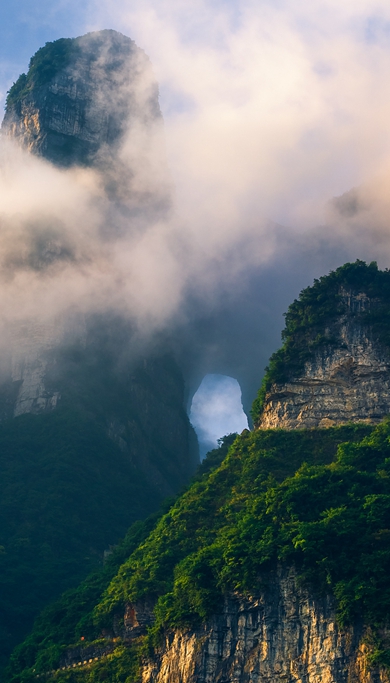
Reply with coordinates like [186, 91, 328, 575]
[6, 509, 169, 682]
[12, 422, 390, 682]
[6, 39, 78, 111]
[95, 424, 380, 631]
[0, 328, 196, 678]
[0, 407, 157, 674]
[251, 260, 390, 422]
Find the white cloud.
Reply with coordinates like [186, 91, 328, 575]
[79, 0, 390, 237]
[2, 1, 390, 368]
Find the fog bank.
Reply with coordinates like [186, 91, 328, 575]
[2, 3, 390, 411]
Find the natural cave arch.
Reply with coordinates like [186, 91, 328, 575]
[189, 374, 248, 459]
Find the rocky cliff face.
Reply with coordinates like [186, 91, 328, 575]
[2, 31, 160, 169]
[258, 290, 390, 430]
[6, 313, 85, 417]
[140, 567, 387, 683]
[59, 566, 387, 683]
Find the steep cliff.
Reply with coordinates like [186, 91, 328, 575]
[25, 567, 384, 683]
[141, 567, 383, 683]
[0, 31, 198, 676]
[0, 38, 197, 419]
[0, 29, 172, 422]
[2, 31, 162, 174]
[3, 37, 390, 683]
[0, 31, 198, 483]
[6, 258, 390, 683]
[253, 261, 390, 429]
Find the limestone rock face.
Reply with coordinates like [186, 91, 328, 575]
[258, 291, 390, 430]
[141, 567, 388, 683]
[8, 314, 85, 417]
[2, 30, 161, 170]
[2, 29, 171, 219]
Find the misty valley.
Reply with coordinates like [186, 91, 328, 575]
[1, 27, 390, 683]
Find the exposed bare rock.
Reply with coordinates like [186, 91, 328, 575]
[2, 31, 160, 169]
[141, 566, 388, 683]
[9, 314, 85, 417]
[258, 290, 390, 430]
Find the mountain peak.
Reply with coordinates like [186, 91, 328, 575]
[2, 30, 160, 169]
[253, 260, 390, 429]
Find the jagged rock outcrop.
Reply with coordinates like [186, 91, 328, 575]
[2, 30, 163, 177]
[257, 288, 390, 430]
[141, 567, 388, 683]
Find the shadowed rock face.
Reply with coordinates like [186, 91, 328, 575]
[0, 30, 198, 485]
[258, 290, 390, 429]
[2, 30, 171, 215]
[2, 30, 160, 169]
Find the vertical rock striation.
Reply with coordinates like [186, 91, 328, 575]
[141, 567, 388, 683]
[257, 288, 390, 430]
[2, 30, 164, 176]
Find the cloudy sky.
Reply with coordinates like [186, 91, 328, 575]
[2, 1, 390, 450]
[3, 0, 390, 261]
[4, 1, 390, 226]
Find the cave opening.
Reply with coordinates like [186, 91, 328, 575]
[189, 374, 249, 460]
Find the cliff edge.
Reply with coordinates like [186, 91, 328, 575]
[253, 261, 390, 429]
[141, 566, 383, 683]
[10, 422, 390, 683]
[2, 30, 160, 171]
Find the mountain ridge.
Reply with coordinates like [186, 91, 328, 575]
[3, 27, 390, 683]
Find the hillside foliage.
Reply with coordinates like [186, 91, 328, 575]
[0, 334, 195, 678]
[8, 260, 390, 682]
[0, 407, 158, 675]
[11, 422, 390, 682]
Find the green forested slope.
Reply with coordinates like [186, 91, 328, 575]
[0, 341, 197, 677]
[11, 421, 390, 683]
[0, 407, 157, 674]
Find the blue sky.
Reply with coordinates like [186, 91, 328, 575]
[0, 2, 88, 106]
[3, 2, 390, 110]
